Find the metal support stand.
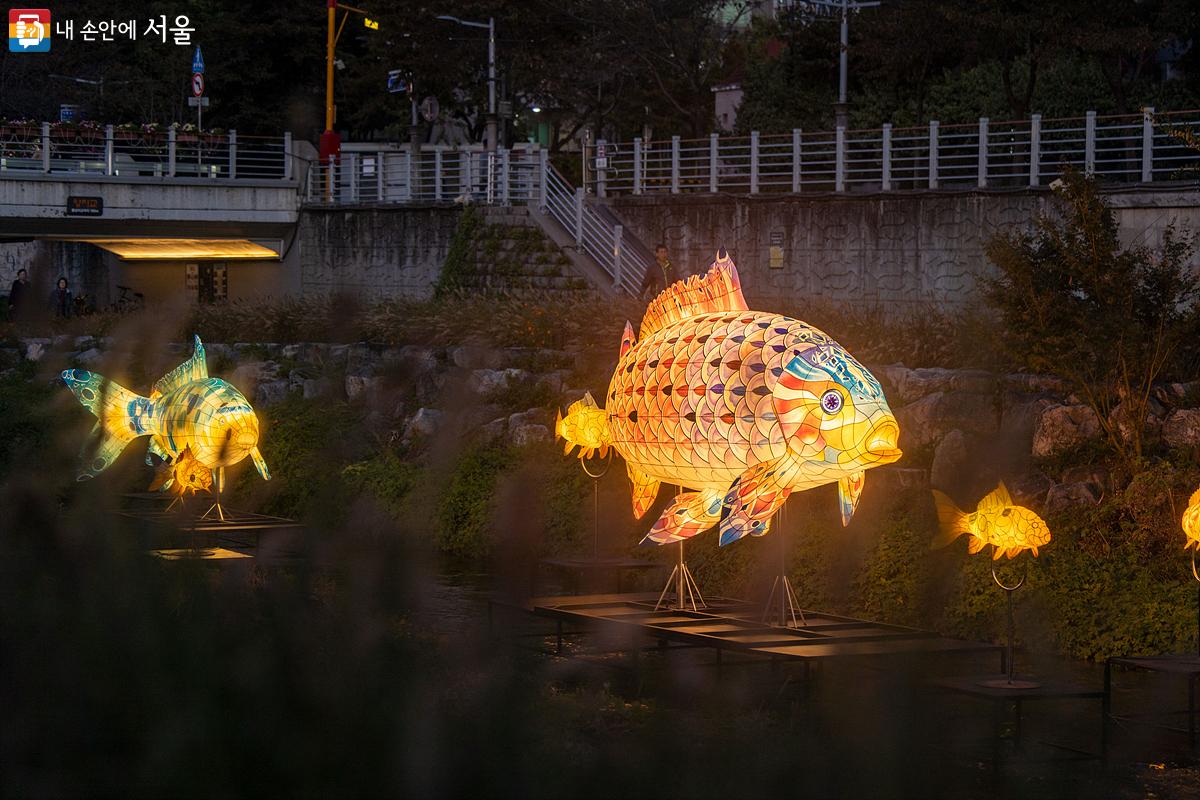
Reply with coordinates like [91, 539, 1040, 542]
[762, 505, 805, 627]
[200, 467, 227, 522]
[979, 556, 1039, 689]
[656, 540, 706, 611]
[581, 452, 611, 558]
[1193, 550, 1199, 657]
[758, 513, 806, 623]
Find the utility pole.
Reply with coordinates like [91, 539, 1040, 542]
[791, 0, 880, 130]
[836, 0, 849, 130]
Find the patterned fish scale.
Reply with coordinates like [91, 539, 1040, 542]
[560, 254, 902, 546]
[608, 313, 849, 491]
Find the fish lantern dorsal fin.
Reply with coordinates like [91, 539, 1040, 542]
[1190, 487, 1200, 509]
[152, 335, 209, 397]
[978, 482, 1013, 512]
[619, 321, 636, 359]
[638, 250, 748, 338]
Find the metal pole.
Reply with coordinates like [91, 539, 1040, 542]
[1142, 106, 1154, 183]
[633, 137, 642, 195]
[836, 0, 849, 130]
[928, 120, 938, 189]
[487, 17, 497, 151]
[325, 0, 336, 132]
[881, 123, 891, 191]
[1006, 587, 1016, 683]
[1084, 110, 1097, 177]
[677, 540, 684, 610]
[839, 1, 848, 106]
[977, 117, 989, 188]
[750, 130, 759, 194]
[1029, 113, 1041, 187]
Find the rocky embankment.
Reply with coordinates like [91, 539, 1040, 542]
[11, 336, 1199, 513]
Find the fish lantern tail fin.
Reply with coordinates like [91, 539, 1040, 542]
[930, 490, 971, 549]
[61, 368, 154, 480]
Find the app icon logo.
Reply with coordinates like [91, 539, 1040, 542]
[8, 8, 50, 52]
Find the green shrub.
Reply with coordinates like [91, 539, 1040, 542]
[436, 441, 513, 558]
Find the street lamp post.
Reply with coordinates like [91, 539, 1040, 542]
[436, 14, 497, 151]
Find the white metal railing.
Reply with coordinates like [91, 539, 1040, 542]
[537, 152, 651, 293]
[304, 144, 542, 206]
[586, 109, 1200, 196]
[0, 123, 292, 181]
[304, 142, 651, 296]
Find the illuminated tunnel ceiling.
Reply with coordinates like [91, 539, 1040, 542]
[72, 238, 282, 261]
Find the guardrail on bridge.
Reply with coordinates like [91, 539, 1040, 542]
[0, 123, 292, 181]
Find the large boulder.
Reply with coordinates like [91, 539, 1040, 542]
[1109, 399, 1164, 445]
[1044, 481, 1099, 514]
[1007, 471, 1054, 507]
[468, 368, 531, 395]
[254, 379, 292, 406]
[895, 391, 998, 451]
[930, 429, 972, 491]
[1162, 409, 1200, 450]
[450, 346, 504, 370]
[345, 372, 379, 400]
[405, 407, 443, 439]
[1031, 404, 1102, 458]
[876, 366, 996, 406]
[509, 423, 550, 447]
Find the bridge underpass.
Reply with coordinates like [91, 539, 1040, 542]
[0, 162, 303, 310]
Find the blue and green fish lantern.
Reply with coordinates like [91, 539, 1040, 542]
[61, 335, 270, 489]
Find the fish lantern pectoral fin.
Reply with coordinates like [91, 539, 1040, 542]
[251, 447, 271, 480]
[838, 472, 864, 527]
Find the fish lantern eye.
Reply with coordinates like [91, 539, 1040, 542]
[820, 389, 843, 415]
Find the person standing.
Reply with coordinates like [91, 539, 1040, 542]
[640, 243, 678, 299]
[49, 276, 73, 318]
[8, 268, 29, 320]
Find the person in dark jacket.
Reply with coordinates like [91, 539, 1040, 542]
[8, 268, 29, 320]
[640, 244, 678, 300]
[49, 276, 73, 318]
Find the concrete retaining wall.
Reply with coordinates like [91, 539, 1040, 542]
[609, 187, 1200, 311]
[297, 206, 462, 301]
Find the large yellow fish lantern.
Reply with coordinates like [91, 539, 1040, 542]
[558, 252, 902, 546]
[931, 483, 1051, 559]
[61, 335, 271, 489]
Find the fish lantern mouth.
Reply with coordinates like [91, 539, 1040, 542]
[864, 418, 902, 464]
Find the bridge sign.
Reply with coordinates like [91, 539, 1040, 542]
[192, 46, 205, 74]
[66, 196, 103, 217]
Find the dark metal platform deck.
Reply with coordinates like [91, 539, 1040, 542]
[114, 504, 304, 562]
[499, 592, 1001, 667]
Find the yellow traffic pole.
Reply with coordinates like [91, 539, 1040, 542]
[325, 0, 335, 132]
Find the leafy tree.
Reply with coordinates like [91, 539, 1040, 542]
[982, 169, 1200, 472]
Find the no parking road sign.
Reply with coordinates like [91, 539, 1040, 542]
[191, 72, 205, 97]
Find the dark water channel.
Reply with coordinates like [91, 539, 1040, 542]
[416, 565, 1198, 799]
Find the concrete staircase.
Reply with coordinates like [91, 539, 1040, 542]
[453, 205, 611, 295]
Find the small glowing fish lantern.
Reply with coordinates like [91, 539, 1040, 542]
[1182, 488, 1200, 552]
[61, 335, 271, 488]
[931, 483, 1051, 559]
[557, 252, 902, 546]
[148, 446, 213, 497]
